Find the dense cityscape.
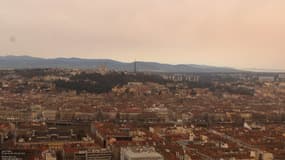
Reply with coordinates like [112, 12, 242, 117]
[0, 67, 284, 160]
[2, 0, 285, 159]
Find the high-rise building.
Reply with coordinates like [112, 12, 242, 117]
[74, 148, 112, 160]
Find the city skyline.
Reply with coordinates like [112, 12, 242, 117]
[1, 0, 285, 70]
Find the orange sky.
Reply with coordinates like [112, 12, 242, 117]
[0, 0, 285, 69]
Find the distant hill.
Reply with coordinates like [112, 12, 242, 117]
[0, 55, 240, 73]
[243, 68, 285, 73]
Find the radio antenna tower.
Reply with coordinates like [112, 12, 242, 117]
[134, 59, 137, 74]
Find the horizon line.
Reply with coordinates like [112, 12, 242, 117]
[1, 54, 285, 72]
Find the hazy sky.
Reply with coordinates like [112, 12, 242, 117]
[1, 0, 285, 69]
